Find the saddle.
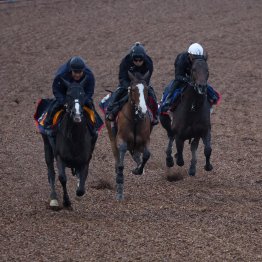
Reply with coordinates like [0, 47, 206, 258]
[99, 93, 155, 123]
[34, 99, 103, 136]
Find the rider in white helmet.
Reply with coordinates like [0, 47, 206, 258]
[161, 42, 220, 112]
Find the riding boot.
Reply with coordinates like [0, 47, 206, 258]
[106, 87, 127, 121]
[207, 85, 219, 105]
[45, 100, 63, 128]
[161, 80, 179, 112]
[148, 86, 159, 125]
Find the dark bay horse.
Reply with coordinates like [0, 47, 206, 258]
[42, 76, 96, 209]
[106, 71, 152, 200]
[160, 57, 213, 176]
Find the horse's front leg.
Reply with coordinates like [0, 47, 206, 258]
[202, 129, 213, 171]
[189, 138, 200, 176]
[116, 142, 127, 200]
[42, 135, 58, 209]
[76, 163, 89, 197]
[175, 137, 184, 166]
[57, 156, 71, 207]
[132, 148, 150, 175]
[131, 152, 142, 174]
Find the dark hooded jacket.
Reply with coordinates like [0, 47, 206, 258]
[174, 52, 192, 79]
[52, 59, 95, 105]
[118, 54, 153, 88]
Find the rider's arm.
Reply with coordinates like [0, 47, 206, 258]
[52, 75, 67, 105]
[119, 59, 130, 89]
[83, 70, 95, 103]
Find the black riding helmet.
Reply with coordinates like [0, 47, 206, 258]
[130, 42, 146, 60]
[70, 56, 85, 71]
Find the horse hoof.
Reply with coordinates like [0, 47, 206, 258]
[76, 189, 85, 197]
[132, 168, 143, 175]
[166, 157, 174, 168]
[188, 171, 196, 176]
[63, 200, 71, 208]
[205, 164, 213, 171]
[177, 160, 184, 167]
[116, 194, 124, 201]
[50, 199, 59, 207]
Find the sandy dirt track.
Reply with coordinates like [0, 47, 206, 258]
[0, 0, 262, 261]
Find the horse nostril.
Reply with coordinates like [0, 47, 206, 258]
[74, 116, 82, 123]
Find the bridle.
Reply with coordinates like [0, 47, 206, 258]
[188, 58, 209, 95]
[177, 58, 209, 112]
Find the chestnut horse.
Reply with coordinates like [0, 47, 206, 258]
[106, 71, 152, 200]
[160, 57, 213, 176]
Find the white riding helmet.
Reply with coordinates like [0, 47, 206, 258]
[188, 43, 204, 55]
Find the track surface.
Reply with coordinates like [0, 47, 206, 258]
[0, 0, 261, 261]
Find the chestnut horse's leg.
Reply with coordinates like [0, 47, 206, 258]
[42, 135, 58, 209]
[116, 142, 127, 200]
[57, 156, 71, 207]
[106, 120, 119, 173]
[131, 152, 142, 174]
[189, 138, 200, 176]
[202, 129, 213, 171]
[132, 148, 150, 175]
[175, 137, 185, 166]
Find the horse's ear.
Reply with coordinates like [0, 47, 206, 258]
[143, 71, 150, 82]
[128, 71, 136, 82]
[60, 77, 71, 88]
[203, 51, 208, 61]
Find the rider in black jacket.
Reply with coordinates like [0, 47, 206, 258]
[106, 42, 158, 125]
[161, 43, 220, 112]
[45, 56, 96, 132]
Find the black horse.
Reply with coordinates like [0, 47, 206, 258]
[42, 76, 96, 208]
[160, 57, 213, 176]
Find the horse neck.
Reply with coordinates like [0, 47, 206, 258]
[182, 85, 206, 110]
[61, 113, 88, 142]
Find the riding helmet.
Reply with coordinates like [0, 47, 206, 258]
[69, 56, 85, 71]
[130, 42, 146, 59]
[187, 43, 204, 56]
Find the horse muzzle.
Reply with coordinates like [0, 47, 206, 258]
[135, 107, 147, 119]
[73, 114, 82, 123]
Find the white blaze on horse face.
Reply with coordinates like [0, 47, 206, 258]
[74, 99, 81, 122]
[137, 84, 147, 114]
[75, 99, 81, 114]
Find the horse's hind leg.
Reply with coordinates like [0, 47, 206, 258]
[76, 163, 89, 197]
[202, 130, 213, 171]
[175, 138, 184, 166]
[116, 142, 127, 200]
[189, 138, 200, 176]
[166, 136, 175, 167]
[57, 156, 71, 207]
[42, 135, 58, 208]
[132, 148, 151, 175]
